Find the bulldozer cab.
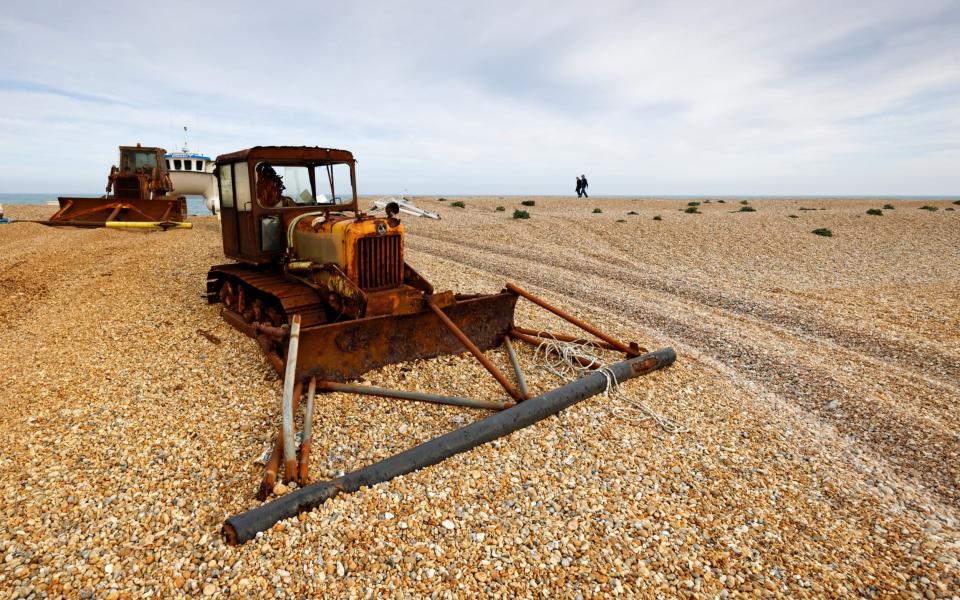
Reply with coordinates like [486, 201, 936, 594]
[215, 147, 358, 264]
[119, 146, 164, 174]
[108, 145, 174, 199]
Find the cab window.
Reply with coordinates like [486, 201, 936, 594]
[218, 164, 234, 208]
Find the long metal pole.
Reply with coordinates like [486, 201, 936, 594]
[318, 380, 509, 411]
[282, 315, 302, 482]
[223, 348, 676, 544]
[506, 283, 640, 357]
[426, 296, 526, 402]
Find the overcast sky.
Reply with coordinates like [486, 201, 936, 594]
[1, 0, 957, 195]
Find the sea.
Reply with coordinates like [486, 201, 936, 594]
[2, 192, 956, 215]
[0, 193, 211, 216]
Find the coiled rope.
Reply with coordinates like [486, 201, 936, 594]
[532, 334, 688, 434]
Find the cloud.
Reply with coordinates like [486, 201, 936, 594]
[0, 0, 957, 194]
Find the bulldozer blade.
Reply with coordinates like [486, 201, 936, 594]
[293, 290, 518, 383]
[44, 196, 187, 226]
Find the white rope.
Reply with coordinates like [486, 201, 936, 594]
[532, 334, 688, 434]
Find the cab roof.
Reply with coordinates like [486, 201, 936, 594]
[216, 146, 355, 164]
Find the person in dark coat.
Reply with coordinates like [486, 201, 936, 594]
[575, 175, 583, 197]
[580, 174, 589, 198]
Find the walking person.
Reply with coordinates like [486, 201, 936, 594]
[575, 175, 583, 197]
[580, 174, 589, 198]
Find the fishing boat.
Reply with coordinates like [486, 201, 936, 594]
[165, 129, 220, 216]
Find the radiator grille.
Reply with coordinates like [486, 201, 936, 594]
[356, 235, 403, 290]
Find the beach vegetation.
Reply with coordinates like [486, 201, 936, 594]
[512, 209, 530, 219]
[592, 208, 602, 213]
[653, 215, 662, 221]
[812, 228, 833, 237]
[627, 210, 639, 215]
[920, 205, 938, 211]
[866, 208, 883, 216]
[684, 206, 700, 214]
[450, 201, 466, 208]
[495, 206, 505, 212]
[883, 204, 895, 210]
[687, 201, 700, 207]
[739, 206, 756, 212]
[521, 200, 536, 206]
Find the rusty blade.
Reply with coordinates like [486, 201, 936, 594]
[294, 291, 518, 383]
[45, 196, 187, 225]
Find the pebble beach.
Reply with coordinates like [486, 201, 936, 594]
[1, 197, 957, 598]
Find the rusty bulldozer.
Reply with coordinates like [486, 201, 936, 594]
[206, 147, 676, 544]
[43, 144, 189, 229]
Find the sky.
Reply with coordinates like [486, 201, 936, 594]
[0, 0, 957, 195]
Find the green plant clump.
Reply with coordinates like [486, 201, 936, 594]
[920, 205, 938, 211]
[438, 197, 447, 202]
[812, 228, 833, 237]
[953, 200, 960, 205]
[653, 215, 662, 221]
[883, 204, 895, 210]
[866, 208, 883, 216]
[592, 208, 602, 214]
[684, 206, 700, 214]
[627, 210, 639, 215]
[687, 201, 701, 207]
[495, 206, 505, 212]
[616, 219, 626, 223]
[740, 200, 750, 205]
[450, 201, 466, 208]
[717, 199, 726, 204]
[521, 200, 536, 206]
[512, 209, 530, 219]
[739, 206, 756, 212]
[788, 214, 799, 219]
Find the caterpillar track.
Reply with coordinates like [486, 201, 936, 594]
[206, 264, 328, 329]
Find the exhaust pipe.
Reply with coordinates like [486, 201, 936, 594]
[223, 347, 676, 545]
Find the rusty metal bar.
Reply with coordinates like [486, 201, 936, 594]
[510, 330, 601, 369]
[512, 326, 645, 354]
[258, 382, 302, 500]
[298, 377, 317, 485]
[502, 335, 529, 398]
[426, 295, 526, 402]
[506, 283, 640, 357]
[317, 380, 510, 411]
[106, 205, 123, 222]
[223, 347, 676, 544]
[282, 315, 303, 482]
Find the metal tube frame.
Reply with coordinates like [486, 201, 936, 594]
[506, 283, 642, 357]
